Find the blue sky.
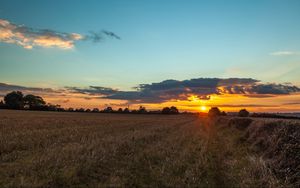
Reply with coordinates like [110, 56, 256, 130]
[0, 0, 300, 111]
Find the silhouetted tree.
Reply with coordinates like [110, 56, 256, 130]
[170, 106, 179, 114]
[67, 108, 74, 112]
[92, 108, 99, 112]
[148, 110, 161, 114]
[238, 109, 249, 117]
[162, 107, 170, 114]
[208, 107, 221, 117]
[23, 94, 46, 110]
[85, 109, 91, 112]
[221, 111, 227, 116]
[56, 107, 65, 112]
[123, 108, 130, 113]
[162, 106, 179, 114]
[47, 104, 61, 111]
[117, 108, 123, 113]
[76, 108, 85, 112]
[138, 106, 147, 114]
[4, 91, 24, 109]
[103, 106, 113, 113]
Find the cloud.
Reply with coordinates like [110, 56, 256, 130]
[0, 18, 120, 49]
[65, 86, 119, 95]
[66, 78, 300, 103]
[84, 30, 121, 42]
[0, 83, 74, 103]
[101, 30, 121, 40]
[282, 102, 300, 106]
[270, 51, 298, 56]
[0, 82, 57, 94]
[1, 78, 300, 104]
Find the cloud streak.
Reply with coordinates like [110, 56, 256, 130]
[270, 51, 298, 56]
[65, 86, 119, 96]
[0, 18, 120, 49]
[0, 82, 65, 98]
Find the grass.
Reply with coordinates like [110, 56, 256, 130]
[0, 110, 298, 187]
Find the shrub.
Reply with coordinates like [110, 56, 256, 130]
[238, 109, 250, 117]
[162, 106, 179, 114]
[208, 107, 221, 117]
[92, 108, 99, 112]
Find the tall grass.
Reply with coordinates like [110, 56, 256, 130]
[219, 117, 300, 187]
[1, 110, 298, 187]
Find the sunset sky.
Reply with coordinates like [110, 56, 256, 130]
[1, 0, 300, 112]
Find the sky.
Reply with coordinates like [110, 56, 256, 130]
[0, 0, 300, 112]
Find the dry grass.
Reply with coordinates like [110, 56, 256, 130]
[0, 110, 298, 187]
[219, 117, 300, 188]
[244, 119, 300, 187]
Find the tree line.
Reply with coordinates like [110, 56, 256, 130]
[207, 107, 250, 117]
[0, 91, 256, 117]
[0, 91, 180, 114]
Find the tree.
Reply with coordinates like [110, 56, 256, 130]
[208, 107, 221, 117]
[67, 108, 74, 112]
[4, 91, 24, 109]
[47, 104, 61, 111]
[221, 111, 227, 116]
[92, 108, 99, 112]
[76, 108, 85, 112]
[123, 108, 130, 113]
[170, 106, 179, 114]
[103, 106, 113, 113]
[238, 109, 249, 117]
[162, 107, 170, 114]
[138, 106, 147, 114]
[23, 94, 46, 109]
[117, 108, 123, 113]
[162, 106, 179, 114]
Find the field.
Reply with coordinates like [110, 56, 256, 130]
[0, 110, 299, 187]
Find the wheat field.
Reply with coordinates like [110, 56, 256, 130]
[0, 110, 297, 187]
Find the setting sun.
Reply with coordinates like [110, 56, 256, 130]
[200, 106, 207, 112]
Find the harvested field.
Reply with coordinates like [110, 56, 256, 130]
[0, 110, 299, 187]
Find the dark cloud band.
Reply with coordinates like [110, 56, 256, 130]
[65, 78, 300, 103]
[1, 78, 299, 104]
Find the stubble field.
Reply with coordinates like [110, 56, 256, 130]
[0, 110, 299, 187]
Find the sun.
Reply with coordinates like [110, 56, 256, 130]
[200, 105, 207, 112]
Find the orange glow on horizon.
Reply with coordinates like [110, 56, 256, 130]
[3, 91, 298, 113]
[200, 105, 207, 112]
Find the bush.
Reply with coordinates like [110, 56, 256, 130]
[208, 107, 221, 117]
[92, 108, 99, 112]
[162, 106, 179, 114]
[238, 109, 249, 117]
[123, 108, 130, 113]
